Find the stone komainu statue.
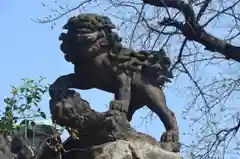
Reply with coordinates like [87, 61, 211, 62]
[51, 13, 179, 144]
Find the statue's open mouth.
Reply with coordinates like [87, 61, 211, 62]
[59, 25, 106, 62]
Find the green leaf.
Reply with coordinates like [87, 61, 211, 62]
[13, 105, 18, 110]
[34, 96, 41, 102]
[11, 99, 17, 105]
[33, 101, 38, 106]
[30, 121, 36, 126]
[26, 96, 33, 104]
[5, 106, 11, 112]
[13, 117, 18, 123]
[20, 87, 25, 93]
[40, 111, 46, 119]
[37, 87, 45, 94]
[4, 97, 11, 105]
[20, 120, 29, 126]
[39, 76, 45, 83]
[11, 87, 18, 95]
[6, 111, 13, 117]
[2, 77, 49, 134]
[16, 125, 21, 131]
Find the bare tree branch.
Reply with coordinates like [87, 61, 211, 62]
[142, 0, 240, 62]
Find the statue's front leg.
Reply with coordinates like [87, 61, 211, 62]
[49, 73, 76, 99]
[110, 72, 131, 114]
[49, 73, 91, 139]
[49, 73, 91, 99]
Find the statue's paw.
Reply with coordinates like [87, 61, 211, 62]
[160, 129, 179, 142]
[159, 141, 181, 152]
[49, 84, 69, 99]
[109, 100, 129, 114]
[49, 84, 61, 98]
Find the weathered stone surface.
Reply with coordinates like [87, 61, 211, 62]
[58, 139, 181, 159]
[0, 134, 16, 159]
[59, 138, 181, 159]
[34, 90, 181, 159]
[0, 134, 34, 159]
[13, 124, 55, 149]
[90, 140, 181, 159]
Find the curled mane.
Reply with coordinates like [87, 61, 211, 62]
[59, 13, 120, 63]
[58, 13, 173, 85]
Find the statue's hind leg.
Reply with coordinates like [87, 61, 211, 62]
[143, 85, 179, 143]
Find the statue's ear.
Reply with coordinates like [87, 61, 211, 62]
[117, 36, 122, 42]
[166, 71, 174, 78]
[163, 57, 171, 65]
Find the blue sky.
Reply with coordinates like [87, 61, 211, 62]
[2, 0, 239, 158]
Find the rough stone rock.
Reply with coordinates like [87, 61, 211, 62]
[0, 134, 16, 159]
[34, 90, 182, 159]
[0, 134, 34, 159]
[13, 124, 55, 148]
[90, 139, 181, 159]
[61, 139, 181, 159]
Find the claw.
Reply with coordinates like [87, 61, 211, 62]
[160, 129, 179, 142]
[109, 100, 129, 114]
